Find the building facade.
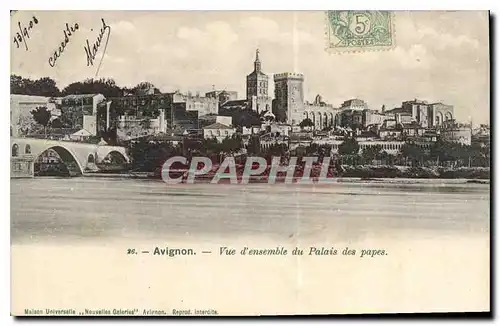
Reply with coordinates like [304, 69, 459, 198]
[440, 126, 472, 145]
[302, 95, 340, 130]
[402, 100, 431, 128]
[385, 99, 455, 130]
[337, 99, 370, 129]
[364, 110, 386, 127]
[203, 122, 236, 142]
[340, 99, 368, 111]
[116, 109, 168, 140]
[430, 102, 454, 127]
[206, 90, 238, 105]
[107, 92, 207, 137]
[60, 94, 105, 136]
[174, 92, 219, 117]
[10, 94, 59, 137]
[198, 115, 233, 129]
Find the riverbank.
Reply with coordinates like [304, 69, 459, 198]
[83, 165, 490, 182]
[341, 165, 490, 180]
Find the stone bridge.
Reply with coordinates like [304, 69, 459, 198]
[10, 137, 130, 177]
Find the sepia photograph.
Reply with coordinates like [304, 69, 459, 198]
[9, 9, 490, 316]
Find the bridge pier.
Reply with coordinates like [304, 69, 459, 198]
[11, 156, 35, 178]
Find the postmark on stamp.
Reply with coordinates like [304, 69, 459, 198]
[325, 11, 395, 53]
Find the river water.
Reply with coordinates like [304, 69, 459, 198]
[11, 177, 490, 244]
[10, 177, 491, 314]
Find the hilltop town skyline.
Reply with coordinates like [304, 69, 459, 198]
[11, 11, 490, 124]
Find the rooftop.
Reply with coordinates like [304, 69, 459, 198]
[274, 72, 304, 79]
[62, 94, 100, 100]
[247, 70, 268, 77]
[403, 99, 429, 105]
[123, 133, 184, 143]
[402, 122, 424, 129]
[11, 94, 51, 102]
[203, 122, 234, 130]
[220, 100, 250, 110]
[385, 107, 411, 114]
[340, 99, 368, 109]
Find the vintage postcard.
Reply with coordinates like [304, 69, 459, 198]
[10, 10, 490, 316]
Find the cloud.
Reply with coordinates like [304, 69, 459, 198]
[103, 54, 126, 64]
[177, 21, 238, 51]
[177, 26, 205, 42]
[111, 20, 136, 34]
[239, 16, 280, 40]
[239, 16, 316, 47]
[417, 26, 480, 50]
[388, 44, 435, 70]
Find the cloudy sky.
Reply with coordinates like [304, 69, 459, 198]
[10, 10, 490, 123]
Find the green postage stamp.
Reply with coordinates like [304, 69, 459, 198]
[325, 11, 395, 53]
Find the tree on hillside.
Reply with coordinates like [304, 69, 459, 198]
[128, 138, 179, 172]
[32, 77, 61, 97]
[30, 106, 51, 136]
[305, 143, 331, 157]
[61, 78, 123, 98]
[264, 143, 288, 158]
[11, 75, 60, 97]
[243, 110, 263, 128]
[362, 144, 383, 163]
[132, 82, 161, 96]
[202, 137, 221, 156]
[338, 137, 359, 156]
[50, 118, 63, 129]
[429, 140, 481, 167]
[299, 118, 314, 129]
[10, 75, 23, 93]
[377, 150, 395, 165]
[140, 118, 152, 131]
[401, 143, 426, 166]
[220, 108, 262, 128]
[246, 135, 261, 155]
[220, 134, 243, 154]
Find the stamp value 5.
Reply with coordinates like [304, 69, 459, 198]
[325, 11, 395, 53]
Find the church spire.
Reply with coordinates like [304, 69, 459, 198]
[254, 48, 261, 73]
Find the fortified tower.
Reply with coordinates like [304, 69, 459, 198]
[273, 72, 305, 124]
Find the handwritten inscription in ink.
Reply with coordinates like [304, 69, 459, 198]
[48, 23, 79, 68]
[84, 18, 111, 76]
[13, 16, 39, 51]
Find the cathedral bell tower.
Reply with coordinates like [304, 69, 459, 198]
[246, 49, 269, 100]
[254, 49, 261, 73]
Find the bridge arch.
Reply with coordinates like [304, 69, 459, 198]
[11, 138, 130, 176]
[35, 145, 85, 176]
[101, 150, 127, 164]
